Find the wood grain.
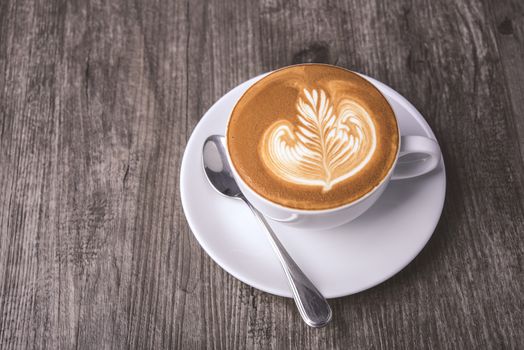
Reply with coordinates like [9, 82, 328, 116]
[0, 0, 523, 349]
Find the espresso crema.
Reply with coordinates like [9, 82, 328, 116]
[227, 64, 399, 210]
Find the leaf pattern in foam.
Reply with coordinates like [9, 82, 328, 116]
[261, 88, 377, 191]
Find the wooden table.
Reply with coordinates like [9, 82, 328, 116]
[1, 0, 523, 348]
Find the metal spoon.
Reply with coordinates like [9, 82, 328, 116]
[202, 135, 332, 328]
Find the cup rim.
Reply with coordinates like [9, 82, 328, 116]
[225, 63, 401, 214]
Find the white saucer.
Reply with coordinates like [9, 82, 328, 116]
[180, 73, 446, 299]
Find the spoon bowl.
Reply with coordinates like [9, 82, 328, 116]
[202, 135, 243, 199]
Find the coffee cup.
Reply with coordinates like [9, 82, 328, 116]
[225, 64, 441, 230]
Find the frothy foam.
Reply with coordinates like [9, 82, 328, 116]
[227, 64, 399, 210]
[261, 88, 376, 191]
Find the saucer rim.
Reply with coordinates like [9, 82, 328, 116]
[180, 72, 446, 298]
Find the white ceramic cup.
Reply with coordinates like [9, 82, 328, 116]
[225, 72, 442, 230]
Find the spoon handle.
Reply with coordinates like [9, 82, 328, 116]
[243, 199, 332, 328]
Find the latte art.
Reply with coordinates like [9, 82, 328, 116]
[261, 88, 377, 191]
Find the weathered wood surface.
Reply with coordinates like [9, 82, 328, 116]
[0, 0, 523, 348]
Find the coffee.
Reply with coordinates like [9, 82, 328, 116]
[227, 64, 399, 210]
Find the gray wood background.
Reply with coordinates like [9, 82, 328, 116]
[1, 0, 523, 349]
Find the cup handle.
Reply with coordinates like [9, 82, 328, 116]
[391, 135, 441, 180]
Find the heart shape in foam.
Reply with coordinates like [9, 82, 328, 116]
[260, 88, 377, 191]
